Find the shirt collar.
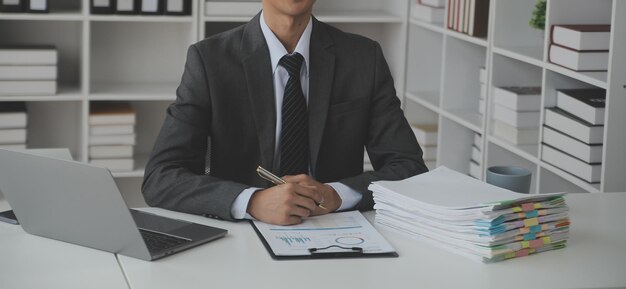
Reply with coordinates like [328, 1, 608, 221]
[260, 11, 312, 76]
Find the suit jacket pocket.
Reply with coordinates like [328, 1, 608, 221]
[328, 97, 369, 115]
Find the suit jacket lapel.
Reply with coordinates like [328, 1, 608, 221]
[308, 18, 335, 175]
[241, 13, 277, 173]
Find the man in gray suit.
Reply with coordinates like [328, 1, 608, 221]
[142, 0, 428, 225]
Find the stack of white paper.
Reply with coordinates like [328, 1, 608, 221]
[369, 166, 570, 263]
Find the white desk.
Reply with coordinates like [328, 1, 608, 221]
[0, 199, 129, 289]
[118, 193, 626, 289]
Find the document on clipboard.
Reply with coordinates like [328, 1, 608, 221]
[251, 211, 398, 260]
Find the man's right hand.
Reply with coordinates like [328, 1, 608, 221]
[246, 183, 321, 225]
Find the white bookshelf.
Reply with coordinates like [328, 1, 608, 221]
[404, 0, 626, 193]
[1, 0, 411, 205]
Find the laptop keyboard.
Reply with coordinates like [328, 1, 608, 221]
[139, 229, 191, 253]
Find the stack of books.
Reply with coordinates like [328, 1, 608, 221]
[370, 166, 570, 263]
[446, 0, 489, 37]
[469, 133, 482, 179]
[0, 102, 28, 150]
[492, 86, 541, 146]
[88, 102, 137, 172]
[543, 88, 605, 184]
[0, 0, 48, 13]
[549, 24, 610, 77]
[411, 124, 438, 170]
[412, 0, 445, 24]
[0, 46, 57, 96]
[91, 0, 191, 15]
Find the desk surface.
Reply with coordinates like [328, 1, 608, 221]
[117, 193, 626, 289]
[0, 199, 129, 289]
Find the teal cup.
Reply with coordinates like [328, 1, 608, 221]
[486, 166, 532, 194]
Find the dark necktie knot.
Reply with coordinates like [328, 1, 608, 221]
[279, 53, 304, 77]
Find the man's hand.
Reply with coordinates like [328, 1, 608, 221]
[247, 183, 322, 225]
[282, 174, 342, 215]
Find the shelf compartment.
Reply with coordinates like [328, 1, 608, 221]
[24, 101, 84, 161]
[437, 116, 476, 175]
[406, 24, 444, 110]
[485, 141, 539, 194]
[440, 36, 486, 131]
[90, 21, 194, 91]
[87, 100, 170, 176]
[0, 20, 84, 95]
[488, 54, 543, 156]
[492, 0, 545, 64]
[487, 135, 539, 164]
[543, 0, 612, 89]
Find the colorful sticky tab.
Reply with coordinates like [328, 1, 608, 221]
[512, 207, 522, 213]
[530, 239, 544, 248]
[516, 249, 530, 257]
[522, 203, 535, 211]
[542, 237, 552, 244]
[524, 217, 539, 227]
[519, 227, 530, 234]
[521, 241, 530, 248]
[524, 233, 536, 241]
[525, 210, 539, 218]
[534, 203, 542, 209]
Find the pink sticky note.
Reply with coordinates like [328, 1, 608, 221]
[522, 203, 535, 211]
[530, 239, 544, 248]
[516, 249, 530, 257]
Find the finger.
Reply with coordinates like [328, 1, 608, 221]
[284, 216, 303, 225]
[289, 206, 311, 218]
[282, 174, 310, 183]
[292, 194, 318, 212]
[292, 184, 323, 204]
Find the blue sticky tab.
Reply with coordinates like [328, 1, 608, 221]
[525, 210, 539, 218]
[529, 225, 542, 233]
[524, 233, 536, 241]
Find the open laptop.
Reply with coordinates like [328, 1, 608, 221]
[0, 148, 227, 261]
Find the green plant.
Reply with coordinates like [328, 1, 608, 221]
[529, 0, 547, 30]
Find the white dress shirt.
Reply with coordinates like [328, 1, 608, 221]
[230, 12, 362, 219]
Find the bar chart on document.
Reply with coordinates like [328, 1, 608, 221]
[253, 211, 396, 256]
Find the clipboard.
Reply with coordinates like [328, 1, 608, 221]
[251, 211, 399, 260]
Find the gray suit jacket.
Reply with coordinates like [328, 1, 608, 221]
[142, 14, 428, 221]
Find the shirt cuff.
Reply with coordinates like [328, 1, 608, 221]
[327, 182, 362, 211]
[230, 187, 260, 220]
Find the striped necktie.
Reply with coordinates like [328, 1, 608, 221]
[278, 53, 309, 176]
